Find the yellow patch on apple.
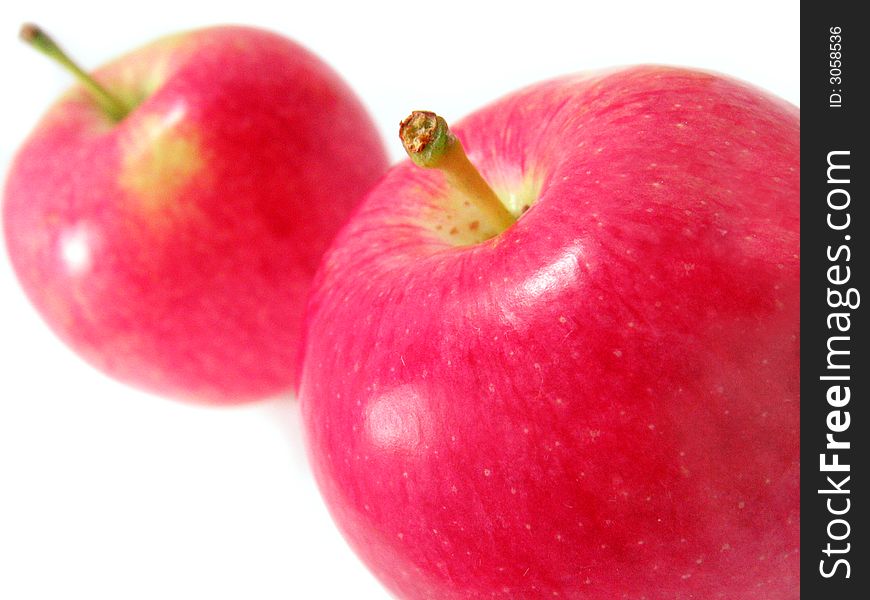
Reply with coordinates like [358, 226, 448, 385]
[426, 171, 542, 246]
[119, 112, 205, 210]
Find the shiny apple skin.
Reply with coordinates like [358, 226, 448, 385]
[3, 26, 388, 403]
[300, 67, 799, 598]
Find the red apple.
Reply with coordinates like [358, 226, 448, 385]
[299, 67, 799, 598]
[3, 25, 388, 403]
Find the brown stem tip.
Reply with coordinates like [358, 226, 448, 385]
[399, 111, 453, 167]
[19, 23, 42, 43]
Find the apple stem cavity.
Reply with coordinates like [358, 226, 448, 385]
[20, 23, 130, 122]
[400, 111, 516, 233]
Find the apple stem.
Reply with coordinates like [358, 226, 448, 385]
[20, 23, 130, 122]
[400, 111, 516, 231]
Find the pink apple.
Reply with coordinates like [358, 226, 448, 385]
[3, 25, 387, 403]
[300, 67, 799, 598]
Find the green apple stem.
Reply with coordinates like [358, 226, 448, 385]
[400, 111, 516, 231]
[20, 23, 130, 122]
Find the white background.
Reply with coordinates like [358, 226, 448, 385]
[0, 1, 798, 598]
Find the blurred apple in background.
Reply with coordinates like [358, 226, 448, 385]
[3, 24, 388, 403]
[300, 67, 799, 598]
